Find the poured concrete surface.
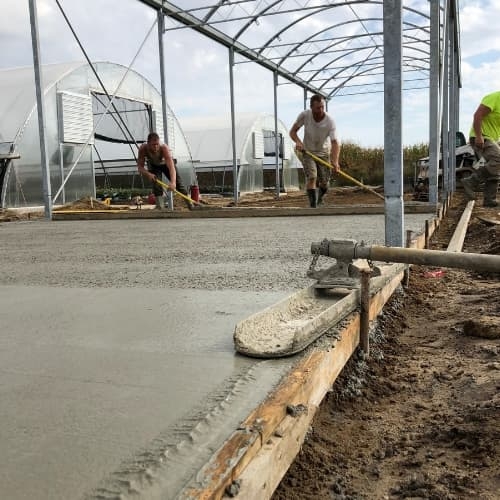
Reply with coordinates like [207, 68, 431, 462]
[0, 215, 429, 499]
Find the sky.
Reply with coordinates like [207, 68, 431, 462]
[1, 0, 499, 148]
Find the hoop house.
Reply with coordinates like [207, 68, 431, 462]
[181, 113, 301, 194]
[0, 61, 196, 208]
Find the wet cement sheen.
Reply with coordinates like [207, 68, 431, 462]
[0, 215, 429, 499]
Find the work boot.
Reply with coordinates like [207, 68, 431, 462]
[317, 187, 328, 206]
[483, 179, 499, 207]
[307, 188, 318, 208]
[461, 174, 480, 201]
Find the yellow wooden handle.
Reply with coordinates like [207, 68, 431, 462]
[155, 178, 198, 205]
[303, 150, 385, 201]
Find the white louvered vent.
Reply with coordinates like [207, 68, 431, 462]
[57, 92, 93, 144]
[283, 138, 291, 160]
[253, 131, 264, 159]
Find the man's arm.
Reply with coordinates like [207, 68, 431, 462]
[472, 103, 491, 147]
[289, 120, 304, 151]
[161, 144, 176, 189]
[330, 139, 340, 173]
[137, 145, 156, 181]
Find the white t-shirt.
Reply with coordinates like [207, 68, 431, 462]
[294, 109, 337, 153]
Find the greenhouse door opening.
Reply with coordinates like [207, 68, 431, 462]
[262, 130, 284, 192]
[91, 92, 154, 194]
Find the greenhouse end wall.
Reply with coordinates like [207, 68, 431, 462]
[1, 62, 196, 208]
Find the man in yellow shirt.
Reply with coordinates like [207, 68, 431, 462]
[463, 92, 500, 207]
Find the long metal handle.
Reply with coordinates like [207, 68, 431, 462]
[311, 239, 500, 274]
[303, 150, 385, 201]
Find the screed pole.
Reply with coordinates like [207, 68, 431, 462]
[312, 240, 500, 274]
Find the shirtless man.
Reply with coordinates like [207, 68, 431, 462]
[137, 132, 192, 209]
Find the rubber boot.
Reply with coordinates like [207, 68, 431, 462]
[461, 173, 480, 201]
[317, 187, 328, 206]
[483, 178, 499, 207]
[307, 188, 318, 208]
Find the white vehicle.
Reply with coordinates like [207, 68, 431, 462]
[413, 132, 483, 200]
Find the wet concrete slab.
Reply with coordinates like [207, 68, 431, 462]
[0, 214, 430, 498]
[0, 285, 291, 499]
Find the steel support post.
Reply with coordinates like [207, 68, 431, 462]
[158, 10, 173, 209]
[442, 1, 451, 198]
[360, 269, 371, 356]
[28, 0, 52, 219]
[428, 0, 441, 205]
[449, 19, 456, 194]
[229, 47, 238, 203]
[383, 0, 404, 246]
[273, 71, 280, 199]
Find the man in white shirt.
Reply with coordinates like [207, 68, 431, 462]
[290, 94, 341, 207]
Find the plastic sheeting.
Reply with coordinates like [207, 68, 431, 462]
[0, 61, 196, 208]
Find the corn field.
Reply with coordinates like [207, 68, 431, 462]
[338, 141, 428, 187]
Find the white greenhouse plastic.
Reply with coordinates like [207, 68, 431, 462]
[181, 113, 302, 195]
[0, 61, 196, 208]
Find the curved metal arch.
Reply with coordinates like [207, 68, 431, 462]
[202, 1, 224, 22]
[317, 45, 380, 89]
[311, 58, 429, 84]
[255, 1, 430, 58]
[280, 19, 430, 75]
[311, 50, 428, 91]
[322, 61, 429, 98]
[325, 55, 429, 85]
[203, 0, 231, 23]
[299, 45, 380, 83]
[256, 1, 383, 57]
[233, 0, 282, 40]
[277, 17, 382, 68]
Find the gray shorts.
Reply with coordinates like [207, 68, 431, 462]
[301, 151, 332, 184]
[471, 138, 500, 179]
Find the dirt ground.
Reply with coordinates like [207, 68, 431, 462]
[273, 193, 500, 500]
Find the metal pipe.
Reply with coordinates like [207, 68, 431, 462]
[273, 71, 280, 200]
[158, 9, 173, 210]
[383, 0, 404, 246]
[311, 239, 500, 274]
[229, 47, 238, 203]
[28, 0, 52, 220]
[360, 269, 371, 356]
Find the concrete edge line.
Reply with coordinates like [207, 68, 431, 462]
[51, 203, 438, 221]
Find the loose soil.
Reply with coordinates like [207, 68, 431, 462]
[273, 193, 500, 500]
